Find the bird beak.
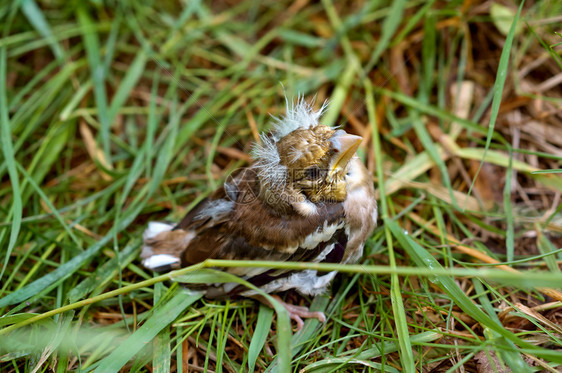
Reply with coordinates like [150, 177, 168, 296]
[329, 131, 362, 176]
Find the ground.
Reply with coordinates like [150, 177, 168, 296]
[1, 1, 562, 372]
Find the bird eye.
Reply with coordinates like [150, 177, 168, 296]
[304, 166, 322, 180]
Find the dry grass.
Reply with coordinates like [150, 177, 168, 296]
[1, 0, 562, 372]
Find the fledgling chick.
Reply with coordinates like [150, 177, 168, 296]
[141, 98, 377, 329]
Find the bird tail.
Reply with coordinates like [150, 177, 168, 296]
[141, 222, 193, 272]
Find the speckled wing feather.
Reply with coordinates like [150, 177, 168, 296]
[172, 169, 347, 294]
[142, 166, 350, 295]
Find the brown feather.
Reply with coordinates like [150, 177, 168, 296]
[176, 168, 345, 267]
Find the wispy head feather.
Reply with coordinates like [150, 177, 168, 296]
[251, 95, 328, 187]
[271, 95, 328, 141]
[252, 134, 287, 188]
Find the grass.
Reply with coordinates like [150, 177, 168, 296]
[1, 0, 562, 372]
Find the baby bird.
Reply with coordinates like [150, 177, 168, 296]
[141, 98, 377, 329]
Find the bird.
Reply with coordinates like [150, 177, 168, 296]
[141, 97, 377, 329]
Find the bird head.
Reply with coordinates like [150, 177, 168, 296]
[252, 98, 362, 216]
[276, 126, 362, 203]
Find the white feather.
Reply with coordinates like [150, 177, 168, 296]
[143, 222, 174, 240]
[292, 200, 318, 216]
[195, 200, 234, 221]
[301, 221, 344, 250]
[142, 254, 180, 269]
[270, 95, 328, 141]
[244, 270, 338, 296]
[252, 135, 288, 189]
[141, 222, 175, 259]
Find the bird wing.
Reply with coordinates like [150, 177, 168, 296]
[173, 168, 348, 298]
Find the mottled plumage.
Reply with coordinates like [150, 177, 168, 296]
[141, 97, 377, 328]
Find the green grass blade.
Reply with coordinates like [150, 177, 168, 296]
[378, 88, 490, 137]
[0, 234, 111, 308]
[365, 0, 406, 70]
[467, 1, 524, 198]
[385, 225, 414, 371]
[94, 289, 202, 372]
[102, 13, 121, 75]
[503, 150, 515, 263]
[302, 331, 440, 372]
[153, 283, 172, 373]
[537, 233, 561, 273]
[265, 295, 330, 373]
[411, 113, 459, 210]
[248, 304, 274, 372]
[107, 50, 147, 124]
[67, 241, 139, 303]
[473, 279, 531, 372]
[0, 313, 41, 328]
[0, 45, 22, 282]
[0, 100, 184, 306]
[20, 0, 64, 60]
[20, 122, 72, 204]
[386, 218, 558, 359]
[14, 163, 80, 246]
[321, 62, 355, 127]
[77, 4, 111, 163]
[175, 269, 291, 372]
[147, 100, 179, 196]
[531, 169, 562, 174]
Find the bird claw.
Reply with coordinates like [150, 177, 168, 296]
[251, 294, 326, 331]
[271, 295, 326, 331]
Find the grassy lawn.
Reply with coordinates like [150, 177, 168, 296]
[1, 0, 562, 372]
